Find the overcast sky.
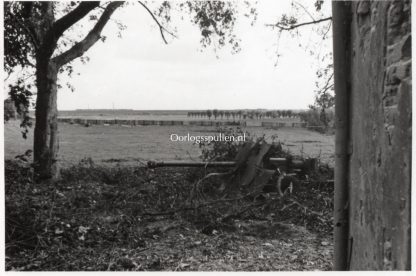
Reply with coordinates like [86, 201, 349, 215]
[51, 0, 332, 110]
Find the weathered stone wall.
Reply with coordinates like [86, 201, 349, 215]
[348, 0, 411, 270]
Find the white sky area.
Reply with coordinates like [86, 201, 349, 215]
[15, 0, 333, 111]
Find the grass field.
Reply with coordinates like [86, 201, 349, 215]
[5, 120, 334, 167]
[56, 109, 303, 122]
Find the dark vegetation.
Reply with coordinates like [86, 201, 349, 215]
[199, 127, 250, 161]
[6, 134, 334, 271]
[299, 109, 335, 134]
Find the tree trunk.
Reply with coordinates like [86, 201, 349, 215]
[29, 2, 122, 181]
[320, 108, 329, 130]
[33, 60, 59, 181]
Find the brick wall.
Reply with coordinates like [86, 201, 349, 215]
[348, 0, 411, 270]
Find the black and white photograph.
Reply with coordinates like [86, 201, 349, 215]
[2, 0, 412, 272]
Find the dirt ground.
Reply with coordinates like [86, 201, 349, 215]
[106, 219, 333, 271]
[5, 162, 334, 271]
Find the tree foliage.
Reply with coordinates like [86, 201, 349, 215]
[4, 2, 37, 74]
[4, 1, 255, 139]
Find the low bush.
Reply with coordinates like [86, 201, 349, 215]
[198, 127, 249, 161]
[299, 109, 334, 133]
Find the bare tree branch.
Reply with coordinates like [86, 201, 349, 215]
[293, 1, 316, 21]
[41, 2, 101, 58]
[50, 2, 101, 38]
[266, 16, 332, 31]
[322, 20, 332, 40]
[321, 83, 334, 94]
[25, 60, 36, 68]
[317, 72, 334, 93]
[52, 2, 123, 68]
[138, 1, 177, 44]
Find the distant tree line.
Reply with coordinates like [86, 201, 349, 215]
[187, 108, 335, 133]
[187, 109, 300, 120]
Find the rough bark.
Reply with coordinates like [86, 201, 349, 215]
[33, 60, 59, 181]
[32, 2, 59, 181]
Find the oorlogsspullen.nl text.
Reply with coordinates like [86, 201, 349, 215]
[170, 133, 247, 144]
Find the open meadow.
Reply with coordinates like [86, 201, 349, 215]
[5, 120, 334, 167]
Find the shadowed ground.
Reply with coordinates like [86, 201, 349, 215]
[5, 163, 333, 271]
